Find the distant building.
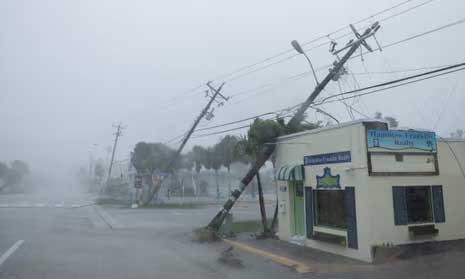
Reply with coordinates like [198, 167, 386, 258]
[275, 120, 465, 262]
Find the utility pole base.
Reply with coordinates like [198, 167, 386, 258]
[192, 227, 220, 243]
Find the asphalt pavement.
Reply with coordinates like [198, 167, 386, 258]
[0, 192, 298, 279]
[2, 192, 463, 279]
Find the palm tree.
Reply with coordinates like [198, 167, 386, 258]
[235, 118, 283, 236]
[216, 135, 239, 198]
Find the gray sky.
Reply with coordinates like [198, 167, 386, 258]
[1, 0, 464, 182]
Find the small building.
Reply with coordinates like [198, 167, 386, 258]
[275, 120, 465, 262]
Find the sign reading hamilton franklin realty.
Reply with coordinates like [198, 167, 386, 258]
[367, 129, 437, 152]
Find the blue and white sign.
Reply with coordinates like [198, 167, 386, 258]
[367, 129, 437, 152]
[304, 151, 351, 166]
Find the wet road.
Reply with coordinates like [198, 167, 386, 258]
[0, 193, 298, 279]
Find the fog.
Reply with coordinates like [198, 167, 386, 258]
[2, 0, 464, 191]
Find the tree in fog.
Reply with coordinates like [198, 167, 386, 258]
[237, 118, 284, 235]
[216, 135, 239, 198]
[10, 160, 29, 175]
[234, 135, 257, 199]
[188, 145, 207, 195]
[131, 142, 179, 204]
[451, 129, 464, 139]
[94, 161, 105, 187]
[0, 162, 7, 179]
[209, 145, 223, 201]
[375, 112, 399, 128]
[0, 160, 30, 192]
[239, 117, 321, 235]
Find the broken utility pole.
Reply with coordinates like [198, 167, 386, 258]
[143, 82, 228, 204]
[107, 123, 125, 188]
[207, 22, 381, 231]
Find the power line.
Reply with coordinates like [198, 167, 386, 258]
[191, 124, 252, 138]
[214, 0, 432, 83]
[162, 0, 434, 106]
[303, 0, 436, 52]
[191, 114, 295, 139]
[316, 62, 465, 104]
[219, 0, 435, 83]
[350, 17, 465, 61]
[184, 62, 465, 139]
[222, 18, 465, 104]
[350, 64, 451, 75]
[329, 66, 465, 103]
[208, 62, 465, 135]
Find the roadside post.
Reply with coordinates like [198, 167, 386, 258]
[132, 175, 143, 208]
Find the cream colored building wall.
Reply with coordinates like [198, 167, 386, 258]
[277, 180, 291, 241]
[276, 123, 374, 262]
[276, 122, 465, 263]
[367, 139, 465, 246]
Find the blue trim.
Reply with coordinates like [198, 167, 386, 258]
[345, 187, 358, 249]
[305, 187, 314, 239]
[392, 186, 408, 225]
[432, 185, 445, 223]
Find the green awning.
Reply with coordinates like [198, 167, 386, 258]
[276, 164, 305, 181]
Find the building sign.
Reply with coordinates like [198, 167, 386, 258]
[304, 151, 351, 166]
[316, 167, 341, 189]
[367, 129, 437, 152]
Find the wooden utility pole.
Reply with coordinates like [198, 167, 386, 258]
[143, 82, 228, 204]
[172, 82, 227, 164]
[207, 22, 381, 231]
[106, 123, 125, 188]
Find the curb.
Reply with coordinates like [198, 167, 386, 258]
[223, 239, 312, 273]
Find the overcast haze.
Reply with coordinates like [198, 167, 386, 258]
[1, 0, 464, 185]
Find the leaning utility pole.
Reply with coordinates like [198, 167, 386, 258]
[207, 22, 381, 231]
[172, 82, 227, 164]
[143, 82, 228, 204]
[106, 123, 125, 187]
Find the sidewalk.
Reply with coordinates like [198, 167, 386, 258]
[224, 234, 465, 276]
[225, 234, 372, 274]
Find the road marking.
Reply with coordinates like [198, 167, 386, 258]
[223, 239, 312, 273]
[0, 240, 24, 267]
[35, 203, 45, 207]
[55, 203, 64, 208]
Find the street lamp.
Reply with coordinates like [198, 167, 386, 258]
[291, 40, 319, 85]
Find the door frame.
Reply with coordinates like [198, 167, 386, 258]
[289, 181, 305, 236]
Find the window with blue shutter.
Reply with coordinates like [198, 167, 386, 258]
[392, 186, 408, 225]
[304, 187, 314, 239]
[432, 185, 445, 223]
[345, 187, 358, 249]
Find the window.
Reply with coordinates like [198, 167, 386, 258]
[314, 190, 346, 229]
[395, 154, 403, 162]
[406, 186, 433, 223]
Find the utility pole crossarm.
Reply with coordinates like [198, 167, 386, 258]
[142, 82, 227, 205]
[170, 82, 226, 167]
[207, 22, 381, 231]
